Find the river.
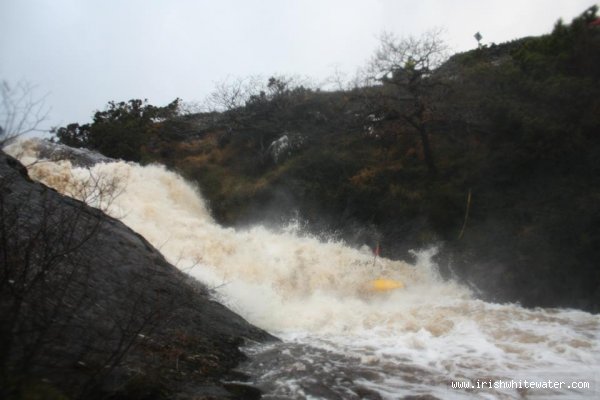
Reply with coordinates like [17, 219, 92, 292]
[7, 140, 599, 399]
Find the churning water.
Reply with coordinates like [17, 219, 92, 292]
[7, 140, 600, 399]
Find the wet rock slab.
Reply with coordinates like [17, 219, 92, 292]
[0, 151, 276, 399]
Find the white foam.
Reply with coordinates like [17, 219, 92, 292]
[7, 139, 600, 399]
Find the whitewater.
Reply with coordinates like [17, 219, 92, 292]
[7, 140, 599, 399]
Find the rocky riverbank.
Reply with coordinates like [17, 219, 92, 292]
[0, 150, 276, 400]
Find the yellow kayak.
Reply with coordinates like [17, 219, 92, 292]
[370, 278, 405, 292]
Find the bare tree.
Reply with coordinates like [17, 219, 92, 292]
[203, 74, 317, 161]
[369, 29, 448, 81]
[204, 74, 316, 113]
[0, 80, 50, 146]
[0, 170, 105, 396]
[62, 168, 124, 213]
[204, 75, 264, 112]
[365, 29, 449, 175]
[0, 154, 168, 399]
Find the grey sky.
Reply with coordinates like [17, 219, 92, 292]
[0, 0, 595, 129]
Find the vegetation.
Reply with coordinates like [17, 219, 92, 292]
[0, 80, 49, 146]
[54, 98, 180, 162]
[54, 7, 600, 311]
[365, 28, 449, 175]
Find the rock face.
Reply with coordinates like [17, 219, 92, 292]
[35, 139, 115, 167]
[0, 151, 275, 399]
[266, 132, 305, 164]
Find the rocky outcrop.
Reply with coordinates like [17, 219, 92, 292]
[35, 139, 114, 167]
[0, 151, 275, 399]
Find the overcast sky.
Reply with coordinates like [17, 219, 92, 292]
[0, 0, 595, 129]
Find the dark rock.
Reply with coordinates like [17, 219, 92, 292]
[35, 138, 114, 167]
[222, 383, 263, 400]
[0, 151, 276, 399]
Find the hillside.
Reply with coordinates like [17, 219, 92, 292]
[54, 7, 600, 312]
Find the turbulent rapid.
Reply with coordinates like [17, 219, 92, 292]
[7, 140, 599, 399]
